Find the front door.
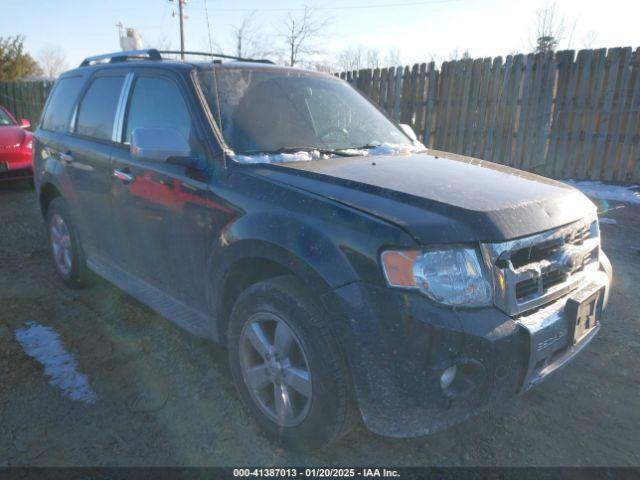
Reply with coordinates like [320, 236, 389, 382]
[110, 73, 211, 310]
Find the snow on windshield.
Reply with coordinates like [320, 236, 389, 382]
[230, 142, 426, 164]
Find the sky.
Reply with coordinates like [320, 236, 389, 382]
[2, 0, 639, 70]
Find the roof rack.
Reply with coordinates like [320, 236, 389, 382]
[79, 49, 274, 67]
[157, 50, 275, 64]
[80, 49, 162, 67]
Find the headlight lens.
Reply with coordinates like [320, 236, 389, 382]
[381, 247, 493, 307]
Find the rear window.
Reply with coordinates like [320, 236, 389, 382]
[41, 76, 84, 132]
[75, 76, 125, 141]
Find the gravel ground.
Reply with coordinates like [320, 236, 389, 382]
[1, 181, 639, 467]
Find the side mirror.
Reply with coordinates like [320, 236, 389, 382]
[130, 127, 191, 163]
[400, 123, 418, 142]
[19, 118, 31, 129]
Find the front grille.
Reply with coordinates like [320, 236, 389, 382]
[482, 217, 600, 316]
[515, 269, 568, 301]
[514, 246, 598, 302]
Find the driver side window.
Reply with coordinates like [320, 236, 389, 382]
[123, 76, 193, 147]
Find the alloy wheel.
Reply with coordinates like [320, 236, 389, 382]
[239, 312, 313, 427]
[50, 213, 72, 276]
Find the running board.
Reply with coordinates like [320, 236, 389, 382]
[87, 256, 215, 340]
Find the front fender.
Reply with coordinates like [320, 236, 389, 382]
[207, 211, 365, 341]
[209, 210, 360, 296]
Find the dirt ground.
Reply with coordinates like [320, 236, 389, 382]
[1, 181, 639, 467]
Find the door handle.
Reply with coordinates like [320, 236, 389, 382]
[112, 168, 135, 184]
[59, 151, 74, 165]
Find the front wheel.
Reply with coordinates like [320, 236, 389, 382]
[228, 276, 357, 450]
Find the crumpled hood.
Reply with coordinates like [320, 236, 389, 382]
[243, 150, 596, 243]
[0, 126, 26, 148]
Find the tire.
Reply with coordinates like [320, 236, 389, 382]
[228, 275, 357, 450]
[45, 197, 89, 288]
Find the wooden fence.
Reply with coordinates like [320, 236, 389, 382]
[0, 81, 53, 128]
[339, 47, 640, 182]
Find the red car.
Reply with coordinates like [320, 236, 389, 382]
[0, 105, 33, 181]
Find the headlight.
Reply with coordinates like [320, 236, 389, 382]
[26, 139, 33, 150]
[381, 247, 493, 307]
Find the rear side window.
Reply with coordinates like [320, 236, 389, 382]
[75, 76, 125, 141]
[123, 76, 192, 144]
[41, 76, 84, 131]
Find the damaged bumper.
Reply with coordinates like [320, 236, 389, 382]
[321, 254, 612, 438]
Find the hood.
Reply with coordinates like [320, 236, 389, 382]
[0, 126, 27, 148]
[242, 150, 596, 244]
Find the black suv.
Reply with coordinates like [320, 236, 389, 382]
[34, 49, 612, 450]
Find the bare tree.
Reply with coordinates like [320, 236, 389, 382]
[448, 48, 471, 61]
[337, 46, 365, 71]
[232, 11, 275, 59]
[581, 30, 597, 49]
[366, 48, 380, 69]
[338, 46, 402, 71]
[36, 44, 68, 79]
[531, 3, 565, 54]
[384, 48, 402, 68]
[280, 7, 330, 67]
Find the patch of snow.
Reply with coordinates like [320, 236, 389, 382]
[338, 142, 426, 158]
[565, 180, 640, 204]
[231, 149, 329, 164]
[598, 217, 617, 225]
[15, 322, 97, 404]
[230, 142, 426, 164]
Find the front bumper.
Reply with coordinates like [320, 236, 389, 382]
[321, 255, 612, 438]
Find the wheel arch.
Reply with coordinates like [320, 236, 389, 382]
[39, 181, 63, 217]
[211, 239, 350, 345]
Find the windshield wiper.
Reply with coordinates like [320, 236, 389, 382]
[341, 143, 382, 151]
[240, 147, 359, 157]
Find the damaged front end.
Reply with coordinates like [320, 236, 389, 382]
[482, 214, 611, 393]
[322, 216, 612, 438]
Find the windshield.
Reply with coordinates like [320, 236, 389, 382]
[0, 108, 16, 126]
[197, 68, 416, 160]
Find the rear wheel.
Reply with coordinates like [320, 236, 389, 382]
[45, 197, 89, 288]
[228, 275, 357, 450]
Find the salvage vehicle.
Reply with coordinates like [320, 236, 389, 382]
[0, 104, 33, 181]
[33, 50, 612, 450]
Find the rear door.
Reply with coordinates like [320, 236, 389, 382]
[61, 71, 129, 259]
[110, 70, 211, 310]
[35, 74, 85, 210]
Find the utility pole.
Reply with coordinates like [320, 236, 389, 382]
[178, 0, 185, 59]
[169, 0, 186, 59]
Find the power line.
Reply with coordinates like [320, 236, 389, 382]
[186, 0, 463, 12]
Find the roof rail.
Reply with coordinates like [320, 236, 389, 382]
[79, 49, 274, 67]
[157, 50, 275, 64]
[80, 49, 162, 67]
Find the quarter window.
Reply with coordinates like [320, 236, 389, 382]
[75, 76, 125, 141]
[41, 76, 84, 132]
[123, 76, 192, 145]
